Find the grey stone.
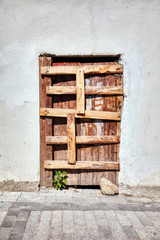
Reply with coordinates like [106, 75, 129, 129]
[17, 211, 30, 221]
[100, 178, 119, 195]
[9, 221, 27, 240]
[0, 227, 11, 240]
[1, 215, 16, 228]
[135, 211, 154, 226]
[7, 208, 19, 216]
[0, 202, 11, 211]
[0, 211, 7, 225]
[99, 226, 113, 239]
[123, 226, 139, 240]
[22, 211, 41, 240]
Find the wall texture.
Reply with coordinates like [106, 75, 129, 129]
[0, 0, 160, 193]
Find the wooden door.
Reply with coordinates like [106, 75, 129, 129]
[39, 56, 123, 187]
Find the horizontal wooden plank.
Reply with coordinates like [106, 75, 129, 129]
[46, 86, 76, 94]
[40, 108, 121, 120]
[41, 64, 123, 75]
[46, 86, 123, 95]
[46, 135, 120, 144]
[44, 160, 120, 170]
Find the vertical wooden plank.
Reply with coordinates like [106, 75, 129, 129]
[76, 70, 85, 114]
[79, 62, 93, 185]
[65, 63, 77, 185]
[67, 113, 76, 164]
[39, 56, 53, 187]
[116, 74, 123, 161]
[103, 64, 117, 185]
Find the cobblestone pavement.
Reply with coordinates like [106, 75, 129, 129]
[0, 189, 160, 240]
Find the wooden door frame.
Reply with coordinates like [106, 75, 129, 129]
[39, 55, 123, 187]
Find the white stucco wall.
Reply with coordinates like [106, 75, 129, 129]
[0, 0, 160, 189]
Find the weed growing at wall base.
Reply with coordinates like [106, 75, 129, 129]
[53, 170, 67, 190]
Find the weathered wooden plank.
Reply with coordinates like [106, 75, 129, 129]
[46, 86, 123, 95]
[67, 114, 76, 164]
[46, 135, 120, 144]
[44, 160, 120, 170]
[47, 86, 76, 94]
[85, 86, 123, 95]
[39, 56, 53, 187]
[76, 70, 85, 114]
[41, 64, 123, 75]
[116, 75, 123, 165]
[40, 108, 121, 120]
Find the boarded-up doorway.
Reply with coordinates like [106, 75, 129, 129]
[39, 55, 123, 187]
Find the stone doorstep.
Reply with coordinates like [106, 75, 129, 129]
[1, 181, 160, 199]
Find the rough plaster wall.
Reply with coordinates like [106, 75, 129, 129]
[0, 0, 160, 187]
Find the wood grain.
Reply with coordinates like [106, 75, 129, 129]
[40, 108, 121, 120]
[67, 113, 76, 164]
[41, 64, 123, 75]
[76, 70, 85, 114]
[46, 85, 123, 95]
[44, 160, 120, 170]
[46, 135, 120, 144]
[39, 56, 53, 187]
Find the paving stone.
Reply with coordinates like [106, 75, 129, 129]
[22, 211, 41, 240]
[74, 224, 88, 239]
[0, 211, 7, 225]
[0, 227, 11, 240]
[145, 211, 160, 229]
[3, 192, 21, 197]
[84, 211, 100, 239]
[105, 211, 128, 240]
[17, 211, 30, 221]
[46, 196, 73, 203]
[144, 226, 160, 239]
[0, 202, 11, 211]
[115, 210, 132, 226]
[73, 211, 85, 226]
[1, 215, 17, 228]
[126, 197, 153, 203]
[92, 211, 112, 239]
[50, 225, 62, 240]
[123, 226, 139, 240]
[38, 192, 55, 197]
[117, 202, 146, 211]
[17, 193, 39, 202]
[7, 208, 19, 216]
[49, 211, 63, 240]
[135, 227, 153, 240]
[63, 210, 73, 223]
[51, 210, 63, 225]
[94, 210, 109, 226]
[100, 196, 127, 204]
[35, 211, 51, 240]
[84, 211, 95, 222]
[135, 211, 154, 226]
[9, 221, 27, 240]
[0, 196, 19, 202]
[125, 211, 144, 229]
[99, 226, 113, 240]
[63, 232, 75, 240]
[62, 220, 75, 240]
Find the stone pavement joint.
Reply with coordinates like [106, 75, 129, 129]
[0, 189, 160, 240]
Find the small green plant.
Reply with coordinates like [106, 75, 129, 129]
[53, 170, 67, 190]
